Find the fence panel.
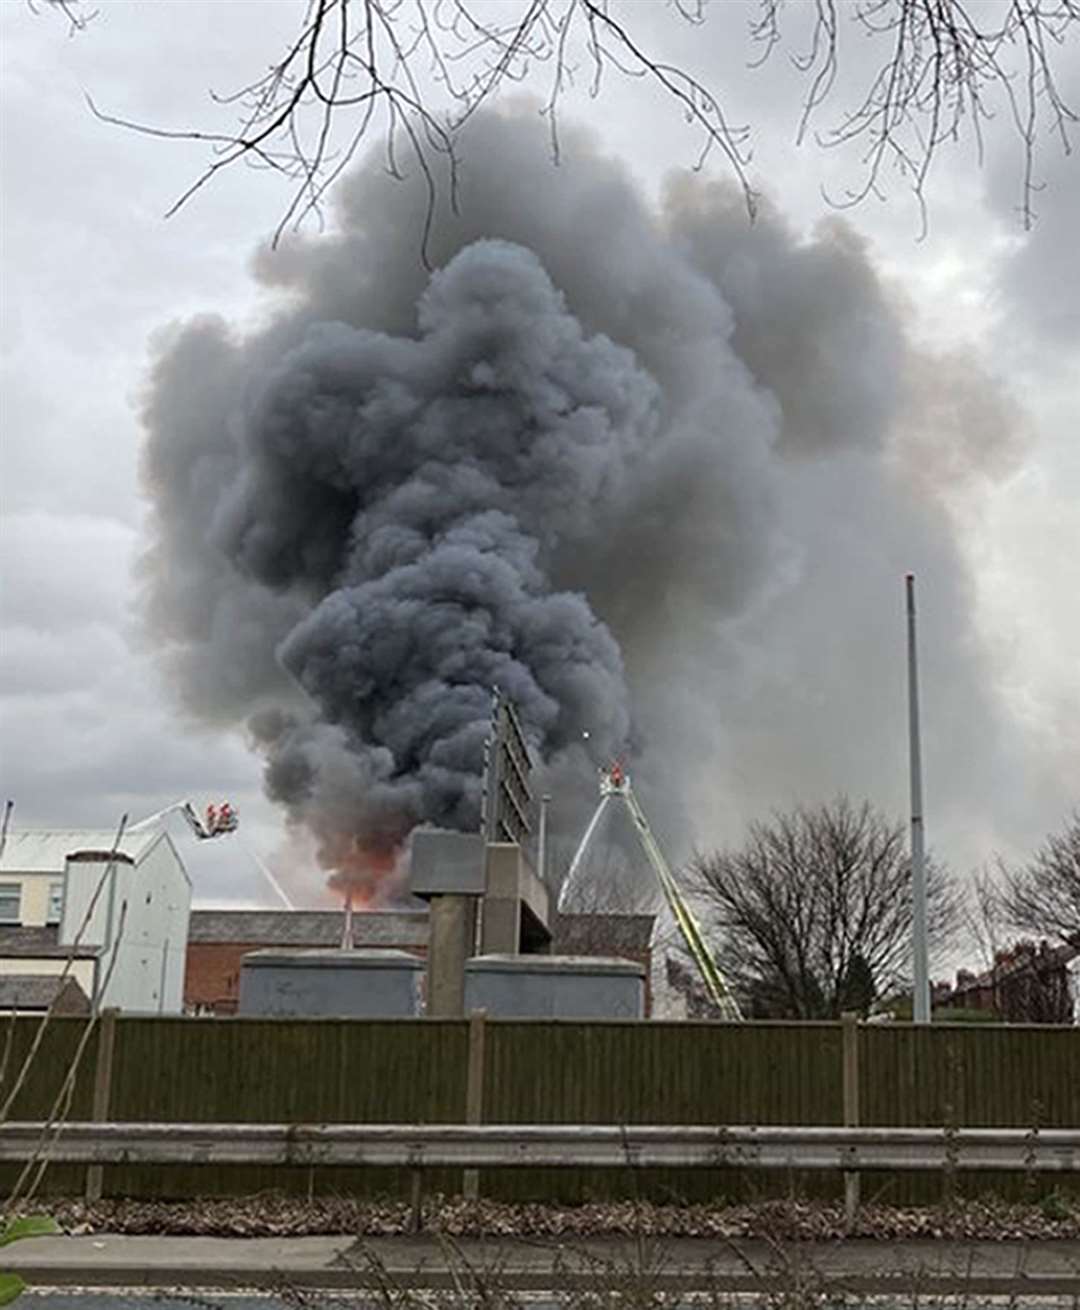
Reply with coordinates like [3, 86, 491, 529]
[4, 1015, 1075, 1206]
[0, 1016, 102, 1198]
[482, 1019, 843, 1202]
[859, 1024, 1080, 1204]
[105, 1016, 468, 1198]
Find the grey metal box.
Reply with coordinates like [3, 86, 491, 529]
[465, 954, 644, 1019]
[409, 829, 486, 898]
[238, 948, 423, 1018]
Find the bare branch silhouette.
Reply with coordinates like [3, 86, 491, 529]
[998, 810, 1080, 946]
[40, 0, 1078, 240]
[691, 796, 959, 1018]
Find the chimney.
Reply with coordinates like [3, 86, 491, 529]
[341, 888, 355, 950]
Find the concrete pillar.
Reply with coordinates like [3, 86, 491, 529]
[426, 894, 476, 1017]
[480, 844, 550, 954]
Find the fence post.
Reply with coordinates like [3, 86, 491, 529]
[462, 1008, 487, 1201]
[84, 1007, 118, 1202]
[842, 1011, 861, 1229]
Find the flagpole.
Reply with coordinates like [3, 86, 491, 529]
[906, 573, 931, 1024]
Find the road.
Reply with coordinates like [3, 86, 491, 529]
[8, 1234, 1079, 1305]
[17, 1294, 1080, 1308]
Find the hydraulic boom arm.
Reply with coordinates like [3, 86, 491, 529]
[128, 800, 238, 839]
[560, 764, 743, 1021]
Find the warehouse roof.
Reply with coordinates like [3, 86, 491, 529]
[188, 909, 429, 946]
[552, 912, 655, 954]
[188, 908, 656, 953]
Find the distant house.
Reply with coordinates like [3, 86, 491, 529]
[0, 925, 100, 1011]
[0, 829, 191, 1013]
[937, 938, 1079, 1024]
[185, 908, 656, 1015]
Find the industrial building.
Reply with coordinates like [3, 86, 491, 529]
[185, 908, 428, 1013]
[185, 906, 654, 1015]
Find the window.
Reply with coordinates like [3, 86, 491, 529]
[0, 883, 21, 924]
[47, 881, 64, 925]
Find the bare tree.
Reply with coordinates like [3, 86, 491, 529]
[691, 796, 958, 1019]
[966, 864, 1007, 969]
[997, 810, 1080, 946]
[44, 0, 1078, 246]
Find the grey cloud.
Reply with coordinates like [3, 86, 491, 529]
[994, 143, 1080, 348]
[979, 32, 1080, 350]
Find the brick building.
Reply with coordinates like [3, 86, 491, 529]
[184, 910, 427, 1013]
[937, 938, 1079, 1024]
[184, 908, 655, 1015]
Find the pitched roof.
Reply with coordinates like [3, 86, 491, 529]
[188, 909, 429, 946]
[0, 975, 89, 1011]
[0, 926, 99, 959]
[0, 829, 159, 875]
[552, 913, 656, 954]
[188, 908, 658, 952]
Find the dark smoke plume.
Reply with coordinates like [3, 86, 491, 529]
[140, 106, 1027, 900]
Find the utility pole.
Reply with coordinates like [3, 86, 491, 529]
[538, 794, 551, 884]
[906, 573, 931, 1024]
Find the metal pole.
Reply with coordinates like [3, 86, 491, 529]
[462, 1008, 487, 1200]
[906, 574, 931, 1024]
[841, 1011, 861, 1227]
[341, 887, 354, 950]
[538, 794, 551, 884]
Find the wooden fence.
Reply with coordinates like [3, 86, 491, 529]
[1, 1015, 1076, 1204]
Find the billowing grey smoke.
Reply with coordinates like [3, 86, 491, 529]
[141, 106, 1028, 901]
[146, 238, 660, 890]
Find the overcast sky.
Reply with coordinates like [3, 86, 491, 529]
[1, 1, 1077, 910]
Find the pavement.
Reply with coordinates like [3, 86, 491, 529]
[5, 1233, 1080, 1298]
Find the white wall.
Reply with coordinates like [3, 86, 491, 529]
[59, 855, 121, 950]
[0, 956, 96, 995]
[61, 835, 191, 1013]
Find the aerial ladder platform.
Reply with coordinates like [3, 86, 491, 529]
[558, 764, 743, 1021]
[128, 800, 293, 911]
[129, 799, 239, 840]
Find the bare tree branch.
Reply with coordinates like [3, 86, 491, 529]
[997, 810, 1080, 946]
[691, 796, 959, 1019]
[40, 0, 1078, 240]
[29, 0, 97, 36]
[756, 0, 1080, 233]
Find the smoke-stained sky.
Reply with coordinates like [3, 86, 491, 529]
[1, 2, 1077, 905]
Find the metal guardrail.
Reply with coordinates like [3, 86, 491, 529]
[0, 1123, 1076, 1172]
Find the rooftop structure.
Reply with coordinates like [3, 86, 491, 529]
[0, 828, 191, 1014]
[184, 907, 654, 1015]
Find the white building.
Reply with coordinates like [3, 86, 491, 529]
[0, 829, 191, 1013]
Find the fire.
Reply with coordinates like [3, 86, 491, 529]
[324, 836, 402, 908]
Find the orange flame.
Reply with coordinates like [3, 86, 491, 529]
[324, 837, 401, 908]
